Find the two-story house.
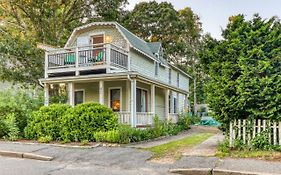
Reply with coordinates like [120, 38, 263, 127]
[39, 22, 190, 127]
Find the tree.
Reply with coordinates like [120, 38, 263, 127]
[200, 14, 281, 131]
[0, 0, 127, 85]
[124, 2, 203, 112]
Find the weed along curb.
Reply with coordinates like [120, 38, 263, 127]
[169, 168, 281, 175]
[0, 150, 53, 161]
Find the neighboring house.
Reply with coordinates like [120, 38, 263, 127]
[39, 22, 191, 127]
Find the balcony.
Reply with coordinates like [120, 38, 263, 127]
[45, 43, 129, 77]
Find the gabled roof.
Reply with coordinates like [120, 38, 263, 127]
[64, 22, 191, 78]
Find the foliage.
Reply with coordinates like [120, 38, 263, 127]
[0, 0, 127, 85]
[0, 118, 8, 138]
[3, 113, 20, 141]
[200, 14, 281, 131]
[24, 104, 71, 140]
[0, 88, 43, 138]
[38, 136, 53, 143]
[60, 103, 118, 142]
[251, 131, 272, 150]
[93, 116, 191, 144]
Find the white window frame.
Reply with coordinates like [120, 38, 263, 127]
[74, 89, 85, 105]
[108, 87, 122, 111]
[89, 32, 105, 45]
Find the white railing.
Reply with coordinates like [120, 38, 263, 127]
[116, 112, 131, 124]
[229, 119, 281, 147]
[136, 112, 154, 126]
[46, 43, 128, 71]
[169, 113, 179, 123]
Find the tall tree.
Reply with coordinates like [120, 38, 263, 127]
[0, 0, 127, 85]
[200, 14, 281, 131]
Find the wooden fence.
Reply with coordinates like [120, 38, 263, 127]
[229, 119, 281, 147]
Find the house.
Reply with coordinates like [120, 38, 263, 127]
[39, 22, 191, 127]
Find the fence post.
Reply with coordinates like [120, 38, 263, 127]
[268, 121, 271, 144]
[247, 120, 251, 145]
[252, 119, 256, 138]
[279, 122, 281, 145]
[273, 121, 277, 145]
[243, 119, 246, 144]
[229, 121, 233, 147]
[233, 119, 236, 141]
[257, 119, 261, 134]
[238, 119, 241, 139]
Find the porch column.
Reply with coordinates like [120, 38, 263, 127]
[151, 84, 155, 114]
[130, 79, 137, 127]
[75, 47, 79, 76]
[99, 81, 104, 105]
[165, 89, 170, 120]
[68, 82, 75, 107]
[44, 83, 49, 106]
[126, 80, 131, 111]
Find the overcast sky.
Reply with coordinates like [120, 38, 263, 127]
[126, 0, 281, 39]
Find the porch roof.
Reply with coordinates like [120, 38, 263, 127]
[39, 72, 189, 95]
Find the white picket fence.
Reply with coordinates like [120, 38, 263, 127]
[229, 119, 281, 147]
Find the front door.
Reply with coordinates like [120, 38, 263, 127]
[91, 35, 105, 63]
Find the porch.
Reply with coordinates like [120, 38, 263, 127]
[43, 75, 185, 127]
[45, 43, 129, 78]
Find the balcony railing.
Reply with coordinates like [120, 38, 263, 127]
[46, 43, 129, 72]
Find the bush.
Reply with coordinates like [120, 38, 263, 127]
[60, 103, 118, 142]
[4, 113, 20, 141]
[38, 136, 53, 143]
[251, 131, 272, 150]
[0, 88, 43, 138]
[0, 118, 8, 138]
[24, 104, 71, 140]
[178, 113, 192, 130]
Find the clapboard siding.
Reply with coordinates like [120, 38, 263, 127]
[130, 50, 155, 77]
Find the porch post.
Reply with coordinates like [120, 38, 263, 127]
[165, 89, 170, 120]
[151, 84, 155, 114]
[105, 44, 111, 73]
[99, 81, 104, 105]
[68, 82, 75, 107]
[126, 80, 130, 111]
[44, 83, 49, 106]
[75, 47, 79, 76]
[130, 79, 137, 127]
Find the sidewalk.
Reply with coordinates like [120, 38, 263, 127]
[173, 156, 281, 175]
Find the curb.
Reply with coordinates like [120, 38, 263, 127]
[169, 168, 212, 175]
[169, 168, 281, 175]
[213, 169, 281, 175]
[0, 151, 53, 161]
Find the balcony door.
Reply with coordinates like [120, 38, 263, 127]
[136, 88, 148, 112]
[91, 35, 105, 63]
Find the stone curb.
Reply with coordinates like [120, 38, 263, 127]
[169, 168, 281, 175]
[213, 169, 281, 175]
[169, 168, 212, 175]
[0, 151, 53, 161]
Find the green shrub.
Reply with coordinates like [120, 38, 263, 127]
[24, 104, 71, 140]
[251, 131, 272, 150]
[38, 136, 53, 143]
[0, 118, 8, 138]
[0, 89, 43, 136]
[178, 113, 191, 130]
[4, 113, 20, 141]
[60, 103, 118, 142]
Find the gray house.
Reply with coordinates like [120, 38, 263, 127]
[39, 22, 190, 127]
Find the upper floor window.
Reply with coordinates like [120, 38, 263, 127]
[168, 69, 171, 84]
[177, 73, 180, 87]
[155, 62, 159, 76]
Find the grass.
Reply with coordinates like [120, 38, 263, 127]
[145, 133, 214, 160]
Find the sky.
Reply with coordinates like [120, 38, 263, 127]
[126, 0, 281, 39]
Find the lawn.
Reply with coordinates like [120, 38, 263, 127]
[145, 133, 214, 160]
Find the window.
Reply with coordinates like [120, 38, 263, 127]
[174, 97, 177, 113]
[136, 88, 148, 112]
[75, 90, 84, 105]
[155, 62, 159, 76]
[177, 73, 180, 87]
[110, 89, 121, 112]
[169, 69, 172, 84]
